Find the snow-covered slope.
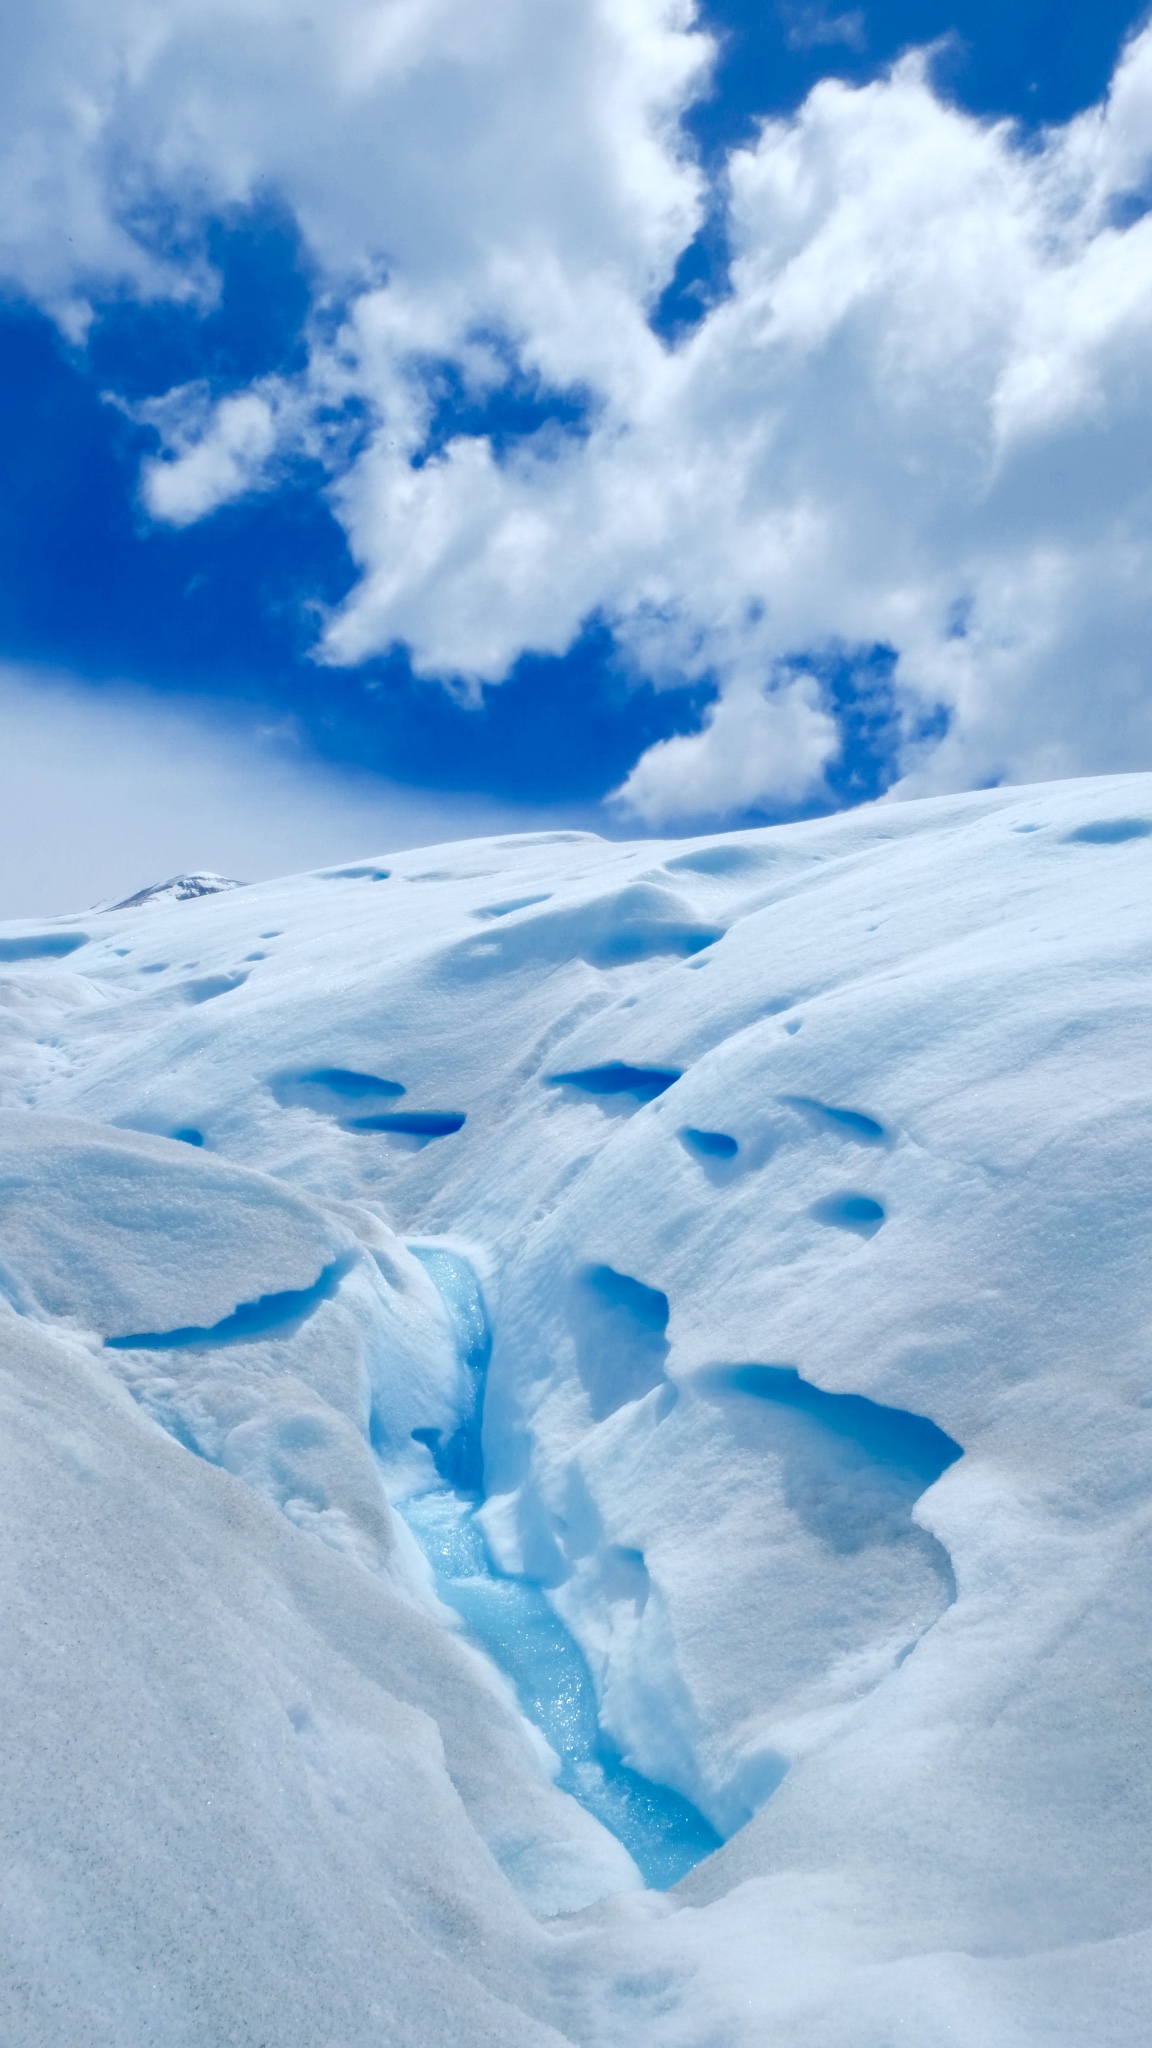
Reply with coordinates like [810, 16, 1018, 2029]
[3, 776, 1152, 2044]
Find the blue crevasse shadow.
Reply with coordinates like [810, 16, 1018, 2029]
[811, 1191, 886, 1236]
[549, 1062, 682, 1103]
[781, 1095, 887, 1143]
[399, 1245, 720, 1888]
[321, 864, 392, 880]
[575, 1265, 671, 1420]
[105, 1252, 355, 1350]
[271, 1067, 406, 1114]
[292, 1067, 405, 1100]
[182, 970, 248, 1004]
[171, 1127, 205, 1147]
[1064, 819, 1152, 844]
[474, 894, 552, 918]
[584, 1264, 669, 1333]
[346, 1110, 465, 1138]
[722, 1365, 962, 1488]
[680, 1126, 738, 1160]
[698, 1363, 963, 1563]
[665, 843, 766, 878]
[0, 932, 88, 961]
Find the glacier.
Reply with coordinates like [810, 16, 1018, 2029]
[2, 774, 1152, 2043]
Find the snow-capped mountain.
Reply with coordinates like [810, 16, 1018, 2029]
[106, 871, 246, 910]
[3, 775, 1152, 2046]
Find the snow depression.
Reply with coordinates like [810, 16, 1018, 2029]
[2, 773, 1151, 2045]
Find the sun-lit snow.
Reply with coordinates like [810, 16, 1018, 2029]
[3, 774, 1152, 2042]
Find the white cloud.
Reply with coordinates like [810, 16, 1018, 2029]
[139, 385, 282, 524]
[0, 667, 583, 918]
[3, 4, 1152, 821]
[614, 670, 837, 826]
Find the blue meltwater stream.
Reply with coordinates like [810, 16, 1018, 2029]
[395, 1247, 722, 1890]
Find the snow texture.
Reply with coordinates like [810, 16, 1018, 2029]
[3, 774, 1152, 2042]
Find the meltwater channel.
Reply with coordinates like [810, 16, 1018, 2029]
[395, 1247, 722, 1891]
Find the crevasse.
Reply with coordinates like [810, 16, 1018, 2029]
[395, 1247, 722, 1888]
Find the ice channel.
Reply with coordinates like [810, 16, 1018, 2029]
[396, 1247, 722, 1889]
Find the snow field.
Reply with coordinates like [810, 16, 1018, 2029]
[2, 777, 1152, 2039]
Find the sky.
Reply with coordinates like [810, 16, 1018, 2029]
[1, 0, 1150, 912]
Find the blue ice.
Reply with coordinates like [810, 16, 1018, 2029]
[399, 1244, 721, 1888]
[401, 1490, 721, 1888]
[406, 1247, 491, 1494]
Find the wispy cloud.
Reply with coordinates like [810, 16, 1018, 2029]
[781, 7, 866, 55]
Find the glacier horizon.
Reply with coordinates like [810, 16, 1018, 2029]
[2, 771, 1152, 2043]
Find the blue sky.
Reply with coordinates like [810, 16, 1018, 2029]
[1, 0, 1151, 907]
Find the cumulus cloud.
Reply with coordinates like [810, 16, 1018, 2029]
[3, 2, 1152, 822]
[138, 384, 284, 524]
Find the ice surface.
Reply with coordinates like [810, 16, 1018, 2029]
[4, 777, 1152, 2042]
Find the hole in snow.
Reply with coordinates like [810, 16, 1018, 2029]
[345, 1110, 466, 1139]
[780, 1095, 888, 1143]
[664, 844, 767, 877]
[573, 1265, 670, 1420]
[810, 1191, 886, 1236]
[0, 932, 89, 961]
[549, 1062, 682, 1104]
[170, 1127, 205, 1147]
[271, 1066, 406, 1113]
[679, 1126, 738, 1160]
[473, 894, 552, 918]
[181, 970, 249, 1004]
[699, 1363, 961, 1554]
[1063, 818, 1152, 844]
[104, 1253, 355, 1350]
